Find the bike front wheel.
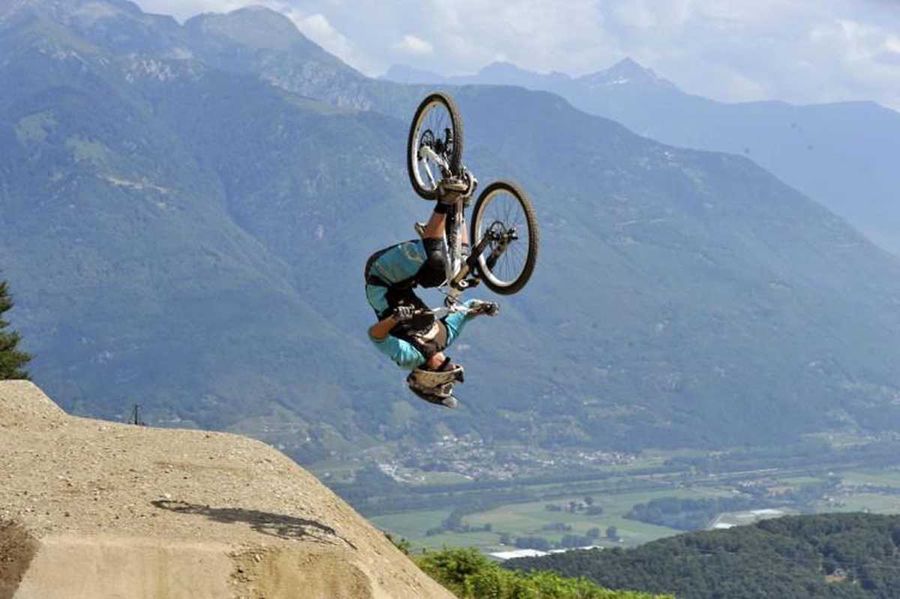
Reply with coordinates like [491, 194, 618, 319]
[470, 181, 539, 295]
[407, 92, 464, 200]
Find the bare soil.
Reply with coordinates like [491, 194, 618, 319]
[0, 381, 453, 599]
[0, 521, 37, 599]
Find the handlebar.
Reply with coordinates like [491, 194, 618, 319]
[411, 302, 469, 319]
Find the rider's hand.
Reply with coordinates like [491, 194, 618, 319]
[391, 305, 415, 322]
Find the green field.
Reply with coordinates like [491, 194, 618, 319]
[841, 469, 900, 488]
[464, 491, 691, 547]
[825, 493, 900, 513]
[371, 487, 727, 552]
[371, 508, 458, 549]
[365, 451, 900, 555]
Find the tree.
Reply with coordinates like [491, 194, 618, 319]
[515, 536, 552, 551]
[606, 526, 619, 540]
[0, 280, 30, 380]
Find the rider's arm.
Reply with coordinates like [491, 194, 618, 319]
[368, 315, 400, 340]
[368, 323, 426, 369]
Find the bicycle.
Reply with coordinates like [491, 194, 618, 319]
[406, 92, 540, 320]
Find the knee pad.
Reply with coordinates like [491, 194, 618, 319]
[415, 238, 446, 288]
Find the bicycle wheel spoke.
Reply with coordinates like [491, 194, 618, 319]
[422, 159, 437, 188]
[414, 99, 455, 191]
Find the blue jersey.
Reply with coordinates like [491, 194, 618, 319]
[365, 239, 471, 370]
[369, 300, 474, 370]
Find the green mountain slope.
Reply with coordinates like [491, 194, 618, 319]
[3, 0, 900, 461]
[507, 513, 900, 599]
[0, 0, 402, 457]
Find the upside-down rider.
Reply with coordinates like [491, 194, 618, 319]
[365, 178, 498, 408]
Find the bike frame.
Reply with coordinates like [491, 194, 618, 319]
[432, 189, 508, 320]
[416, 145, 471, 314]
[417, 146, 510, 319]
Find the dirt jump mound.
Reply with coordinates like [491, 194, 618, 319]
[0, 381, 452, 599]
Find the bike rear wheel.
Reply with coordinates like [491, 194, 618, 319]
[407, 92, 464, 200]
[470, 181, 539, 295]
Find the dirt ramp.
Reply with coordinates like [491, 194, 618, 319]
[233, 548, 374, 599]
[14, 535, 233, 599]
[0, 381, 65, 432]
[0, 521, 37, 599]
[0, 381, 454, 599]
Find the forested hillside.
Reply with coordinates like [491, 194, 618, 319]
[508, 513, 900, 599]
[416, 547, 670, 599]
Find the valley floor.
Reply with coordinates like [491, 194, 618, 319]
[311, 433, 900, 554]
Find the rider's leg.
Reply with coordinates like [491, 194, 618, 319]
[365, 284, 390, 317]
[423, 180, 469, 239]
[422, 204, 448, 239]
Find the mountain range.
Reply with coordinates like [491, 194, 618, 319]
[3, 0, 900, 464]
[384, 59, 900, 255]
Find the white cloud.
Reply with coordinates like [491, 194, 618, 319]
[131, 0, 900, 110]
[289, 12, 358, 63]
[393, 34, 433, 56]
[886, 36, 900, 55]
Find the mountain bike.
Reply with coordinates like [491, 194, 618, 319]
[407, 92, 540, 319]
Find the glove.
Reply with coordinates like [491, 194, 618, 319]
[469, 300, 499, 317]
[391, 305, 415, 322]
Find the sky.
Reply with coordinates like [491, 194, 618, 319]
[132, 0, 900, 110]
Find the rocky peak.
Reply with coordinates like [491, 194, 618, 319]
[185, 5, 305, 50]
[381, 63, 445, 84]
[474, 60, 571, 87]
[478, 60, 529, 77]
[1, 0, 142, 23]
[579, 57, 678, 90]
[0, 0, 181, 55]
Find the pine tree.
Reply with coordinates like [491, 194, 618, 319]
[0, 280, 31, 380]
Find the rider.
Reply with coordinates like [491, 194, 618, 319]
[365, 178, 497, 407]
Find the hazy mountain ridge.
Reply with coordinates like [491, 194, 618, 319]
[383, 58, 900, 255]
[4, 0, 900, 462]
[384, 58, 676, 92]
